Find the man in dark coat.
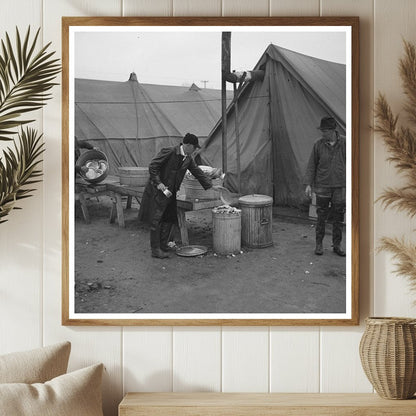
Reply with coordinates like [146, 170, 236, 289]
[303, 116, 346, 257]
[139, 133, 218, 259]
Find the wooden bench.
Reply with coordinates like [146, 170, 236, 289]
[119, 392, 416, 415]
[75, 176, 145, 228]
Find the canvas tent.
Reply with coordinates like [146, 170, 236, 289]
[75, 74, 225, 174]
[199, 44, 346, 207]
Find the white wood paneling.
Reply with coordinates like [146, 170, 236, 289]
[42, 2, 124, 415]
[270, 0, 319, 16]
[270, 327, 320, 392]
[222, 0, 269, 17]
[173, 0, 221, 16]
[124, 328, 173, 393]
[222, 327, 269, 392]
[320, 327, 373, 392]
[373, 0, 416, 317]
[124, 0, 172, 16]
[0, 0, 43, 354]
[173, 327, 221, 392]
[0, 0, 41, 33]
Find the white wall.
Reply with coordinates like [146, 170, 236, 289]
[1, 1, 416, 415]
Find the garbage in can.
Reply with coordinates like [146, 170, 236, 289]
[212, 205, 241, 255]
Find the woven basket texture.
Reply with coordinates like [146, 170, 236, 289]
[359, 317, 416, 399]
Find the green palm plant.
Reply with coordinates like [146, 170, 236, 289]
[0, 27, 60, 223]
[375, 40, 416, 296]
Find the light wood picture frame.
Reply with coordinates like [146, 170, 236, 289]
[62, 16, 359, 326]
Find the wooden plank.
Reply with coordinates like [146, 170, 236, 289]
[119, 392, 416, 416]
[123, 328, 173, 393]
[222, 0, 270, 16]
[270, 327, 320, 392]
[270, 0, 319, 16]
[115, 192, 125, 227]
[176, 195, 239, 211]
[0, 0, 43, 354]
[124, 0, 172, 16]
[173, 328, 221, 391]
[173, 0, 222, 16]
[373, 0, 416, 317]
[222, 327, 269, 392]
[177, 208, 189, 245]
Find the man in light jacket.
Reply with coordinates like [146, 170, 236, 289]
[303, 116, 346, 257]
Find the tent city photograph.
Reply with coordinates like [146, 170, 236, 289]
[63, 20, 357, 324]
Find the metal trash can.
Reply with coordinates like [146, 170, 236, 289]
[212, 207, 241, 255]
[239, 194, 273, 248]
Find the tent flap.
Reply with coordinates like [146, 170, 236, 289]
[201, 44, 346, 206]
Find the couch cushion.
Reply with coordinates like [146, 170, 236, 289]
[0, 341, 71, 384]
[0, 363, 104, 416]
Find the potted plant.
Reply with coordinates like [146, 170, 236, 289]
[359, 40, 416, 400]
[0, 27, 60, 223]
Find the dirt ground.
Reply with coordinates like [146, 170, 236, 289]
[74, 197, 346, 314]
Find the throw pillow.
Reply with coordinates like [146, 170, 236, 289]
[0, 363, 104, 416]
[0, 341, 71, 384]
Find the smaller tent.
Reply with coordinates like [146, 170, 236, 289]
[75, 74, 226, 173]
[200, 44, 346, 206]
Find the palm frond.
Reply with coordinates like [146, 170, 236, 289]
[0, 26, 61, 140]
[0, 127, 44, 222]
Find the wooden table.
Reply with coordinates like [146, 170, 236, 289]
[106, 182, 145, 227]
[75, 176, 145, 228]
[119, 392, 416, 416]
[176, 194, 239, 245]
[76, 179, 237, 235]
[75, 176, 117, 224]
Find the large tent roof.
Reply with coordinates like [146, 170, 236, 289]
[200, 44, 346, 206]
[75, 75, 225, 169]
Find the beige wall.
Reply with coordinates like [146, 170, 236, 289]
[1, 1, 416, 415]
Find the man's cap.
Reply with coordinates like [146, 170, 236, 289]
[183, 132, 200, 148]
[318, 116, 337, 130]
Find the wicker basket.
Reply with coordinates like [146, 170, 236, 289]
[359, 317, 416, 399]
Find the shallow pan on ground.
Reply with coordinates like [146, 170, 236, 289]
[176, 245, 208, 257]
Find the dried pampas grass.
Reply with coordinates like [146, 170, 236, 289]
[376, 40, 416, 295]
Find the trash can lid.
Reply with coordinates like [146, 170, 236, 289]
[239, 194, 273, 206]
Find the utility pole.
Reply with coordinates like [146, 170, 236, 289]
[221, 32, 231, 173]
[200, 80, 208, 88]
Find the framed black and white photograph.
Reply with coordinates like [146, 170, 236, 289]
[62, 16, 359, 326]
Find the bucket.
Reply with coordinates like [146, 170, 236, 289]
[118, 167, 149, 186]
[75, 149, 109, 184]
[239, 194, 273, 248]
[183, 177, 222, 200]
[212, 208, 241, 255]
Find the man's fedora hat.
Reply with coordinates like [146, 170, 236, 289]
[318, 116, 337, 130]
[183, 132, 200, 148]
